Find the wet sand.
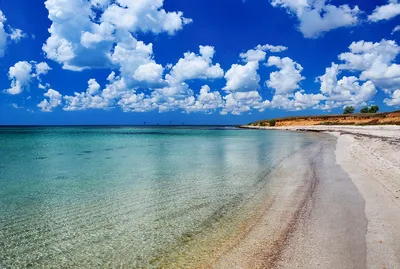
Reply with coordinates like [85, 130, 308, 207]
[216, 126, 400, 268]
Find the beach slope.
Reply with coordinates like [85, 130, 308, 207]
[217, 126, 400, 268]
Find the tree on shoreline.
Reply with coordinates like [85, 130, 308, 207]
[369, 105, 379, 113]
[360, 106, 369, 113]
[360, 105, 379, 113]
[343, 106, 355, 114]
[269, 119, 276, 126]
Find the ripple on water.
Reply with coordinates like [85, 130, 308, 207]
[0, 127, 323, 268]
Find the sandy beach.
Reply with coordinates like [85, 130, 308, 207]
[215, 125, 400, 269]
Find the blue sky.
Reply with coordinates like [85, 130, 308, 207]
[0, 0, 399, 125]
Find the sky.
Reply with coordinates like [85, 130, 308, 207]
[0, 0, 399, 125]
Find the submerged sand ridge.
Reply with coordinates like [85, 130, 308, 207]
[231, 125, 400, 269]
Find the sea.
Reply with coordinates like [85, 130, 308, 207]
[0, 126, 323, 268]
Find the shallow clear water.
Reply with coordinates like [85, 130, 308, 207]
[0, 126, 322, 268]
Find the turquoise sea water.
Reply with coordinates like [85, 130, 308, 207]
[0, 126, 322, 268]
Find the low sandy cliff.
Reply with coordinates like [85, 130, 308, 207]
[248, 111, 400, 127]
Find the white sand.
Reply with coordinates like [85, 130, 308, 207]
[334, 129, 400, 269]
[253, 125, 400, 139]
[216, 125, 400, 268]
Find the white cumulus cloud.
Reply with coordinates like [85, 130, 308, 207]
[6, 61, 32, 95]
[37, 89, 63, 112]
[168, 45, 224, 81]
[316, 63, 377, 109]
[109, 38, 160, 87]
[392, 25, 400, 34]
[34, 62, 52, 78]
[185, 85, 223, 113]
[6, 61, 52, 95]
[240, 44, 287, 62]
[338, 39, 400, 93]
[63, 78, 110, 111]
[0, 10, 26, 58]
[133, 62, 164, 85]
[384, 89, 400, 106]
[43, 0, 191, 73]
[271, 0, 360, 38]
[368, 1, 400, 22]
[265, 56, 305, 95]
[221, 91, 264, 115]
[223, 61, 260, 92]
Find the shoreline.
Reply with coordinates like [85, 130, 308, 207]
[334, 129, 400, 269]
[240, 124, 400, 139]
[2, 126, 399, 268]
[216, 125, 400, 268]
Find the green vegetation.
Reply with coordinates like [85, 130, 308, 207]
[269, 119, 276, 127]
[360, 106, 369, 113]
[343, 106, 355, 114]
[360, 105, 379, 113]
[369, 105, 379, 113]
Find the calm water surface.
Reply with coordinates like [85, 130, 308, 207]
[0, 126, 322, 268]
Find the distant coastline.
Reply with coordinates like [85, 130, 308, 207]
[0, 124, 239, 127]
[242, 110, 400, 128]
